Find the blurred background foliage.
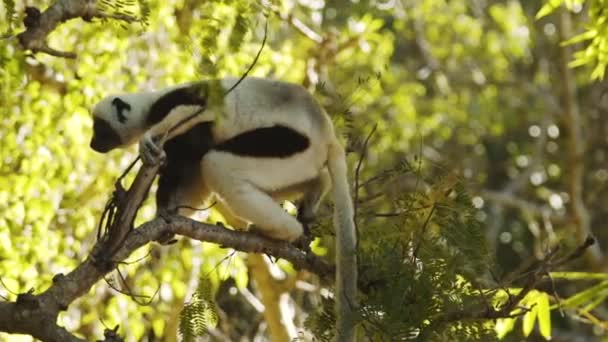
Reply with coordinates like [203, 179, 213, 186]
[1, 0, 608, 341]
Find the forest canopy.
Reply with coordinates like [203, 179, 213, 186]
[1, 0, 608, 341]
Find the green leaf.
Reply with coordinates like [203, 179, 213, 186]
[559, 280, 608, 309]
[568, 57, 590, 68]
[591, 63, 606, 80]
[537, 292, 552, 340]
[495, 317, 516, 339]
[562, 30, 598, 46]
[550, 272, 608, 280]
[522, 291, 540, 337]
[536, 0, 563, 19]
[582, 290, 608, 312]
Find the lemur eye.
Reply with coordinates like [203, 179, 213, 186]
[111, 97, 131, 109]
[111, 97, 131, 124]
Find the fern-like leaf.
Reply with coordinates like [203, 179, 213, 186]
[179, 276, 219, 342]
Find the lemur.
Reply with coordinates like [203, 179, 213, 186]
[89, 77, 357, 340]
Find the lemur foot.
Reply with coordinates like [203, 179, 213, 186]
[293, 211, 315, 252]
[296, 210, 315, 229]
[157, 232, 178, 245]
[139, 132, 166, 165]
[156, 208, 177, 245]
[292, 223, 313, 252]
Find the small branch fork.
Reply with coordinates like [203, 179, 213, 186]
[15, 0, 138, 58]
[0, 159, 333, 341]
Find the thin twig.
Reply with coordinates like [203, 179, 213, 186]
[353, 124, 378, 223]
[16, 1, 139, 58]
[412, 204, 436, 259]
[265, 5, 322, 43]
[223, 17, 268, 96]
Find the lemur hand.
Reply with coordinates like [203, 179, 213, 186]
[139, 132, 166, 165]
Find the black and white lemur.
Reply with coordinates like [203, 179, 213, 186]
[89, 77, 357, 340]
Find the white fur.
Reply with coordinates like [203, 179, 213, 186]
[210, 78, 327, 143]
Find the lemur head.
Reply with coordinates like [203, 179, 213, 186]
[89, 92, 152, 153]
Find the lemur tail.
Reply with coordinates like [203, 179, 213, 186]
[326, 138, 357, 341]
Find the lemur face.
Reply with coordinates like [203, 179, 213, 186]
[89, 96, 132, 153]
[90, 116, 122, 153]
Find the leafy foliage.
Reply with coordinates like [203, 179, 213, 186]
[179, 276, 219, 342]
[495, 272, 608, 341]
[537, 0, 608, 79]
[302, 296, 335, 342]
[2, 0, 608, 340]
[1, 0, 16, 34]
[494, 290, 553, 340]
[183, 0, 262, 77]
[97, 0, 150, 27]
[304, 167, 494, 341]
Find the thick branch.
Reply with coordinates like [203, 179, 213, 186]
[0, 216, 333, 340]
[166, 217, 334, 276]
[557, 8, 604, 267]
[0, 155, 332, 340]
[0, 299, 86, 342]
[16, 0, 137, 58]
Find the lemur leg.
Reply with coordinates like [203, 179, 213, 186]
[297, 168, 331, 227]
[156, 160, 210, 244]
[157, 160, 210, 215]
[292, 169, 331, 250]
[202, 153, 304, 242]
[212, 199, 249, 230]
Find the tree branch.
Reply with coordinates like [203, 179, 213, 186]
[557, 8, 604, 268]
[0, 215, 333, 340]
[248, 255, 293, 341]
[0, 160, 333, 340]
[424, 237, 596, 334]
[480, 189, 558, 221]
[265, 4, 322, 43]
[16, 0, 137, 58]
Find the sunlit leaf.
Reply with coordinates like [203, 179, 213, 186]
[562, 30, 598, 46]
[522, 301, 538, 337]
[495, 317, 516, 339]
[550, 272, 608, 280]
[537, 292, 552, 340]
[558, 281, 608, 309]
[536, 0, 563, 19]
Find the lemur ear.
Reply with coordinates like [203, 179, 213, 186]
[111, 97, 132, 124]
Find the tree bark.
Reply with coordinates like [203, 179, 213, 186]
[557, 7, 604, 268]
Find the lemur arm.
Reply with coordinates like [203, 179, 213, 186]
[140, 105, 212, 165]
[138, 82, 217, 164]
[149, 105, 209, 140]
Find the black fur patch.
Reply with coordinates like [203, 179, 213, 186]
[163, 121, 214, 162]
[157, 122, 214, 210]
[111, 98, 131, 124]
[147, 83, 208, 126]
[90, 117, 122, 153]
[214, 125, 310, 158]
[156, 158, 202, 210]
